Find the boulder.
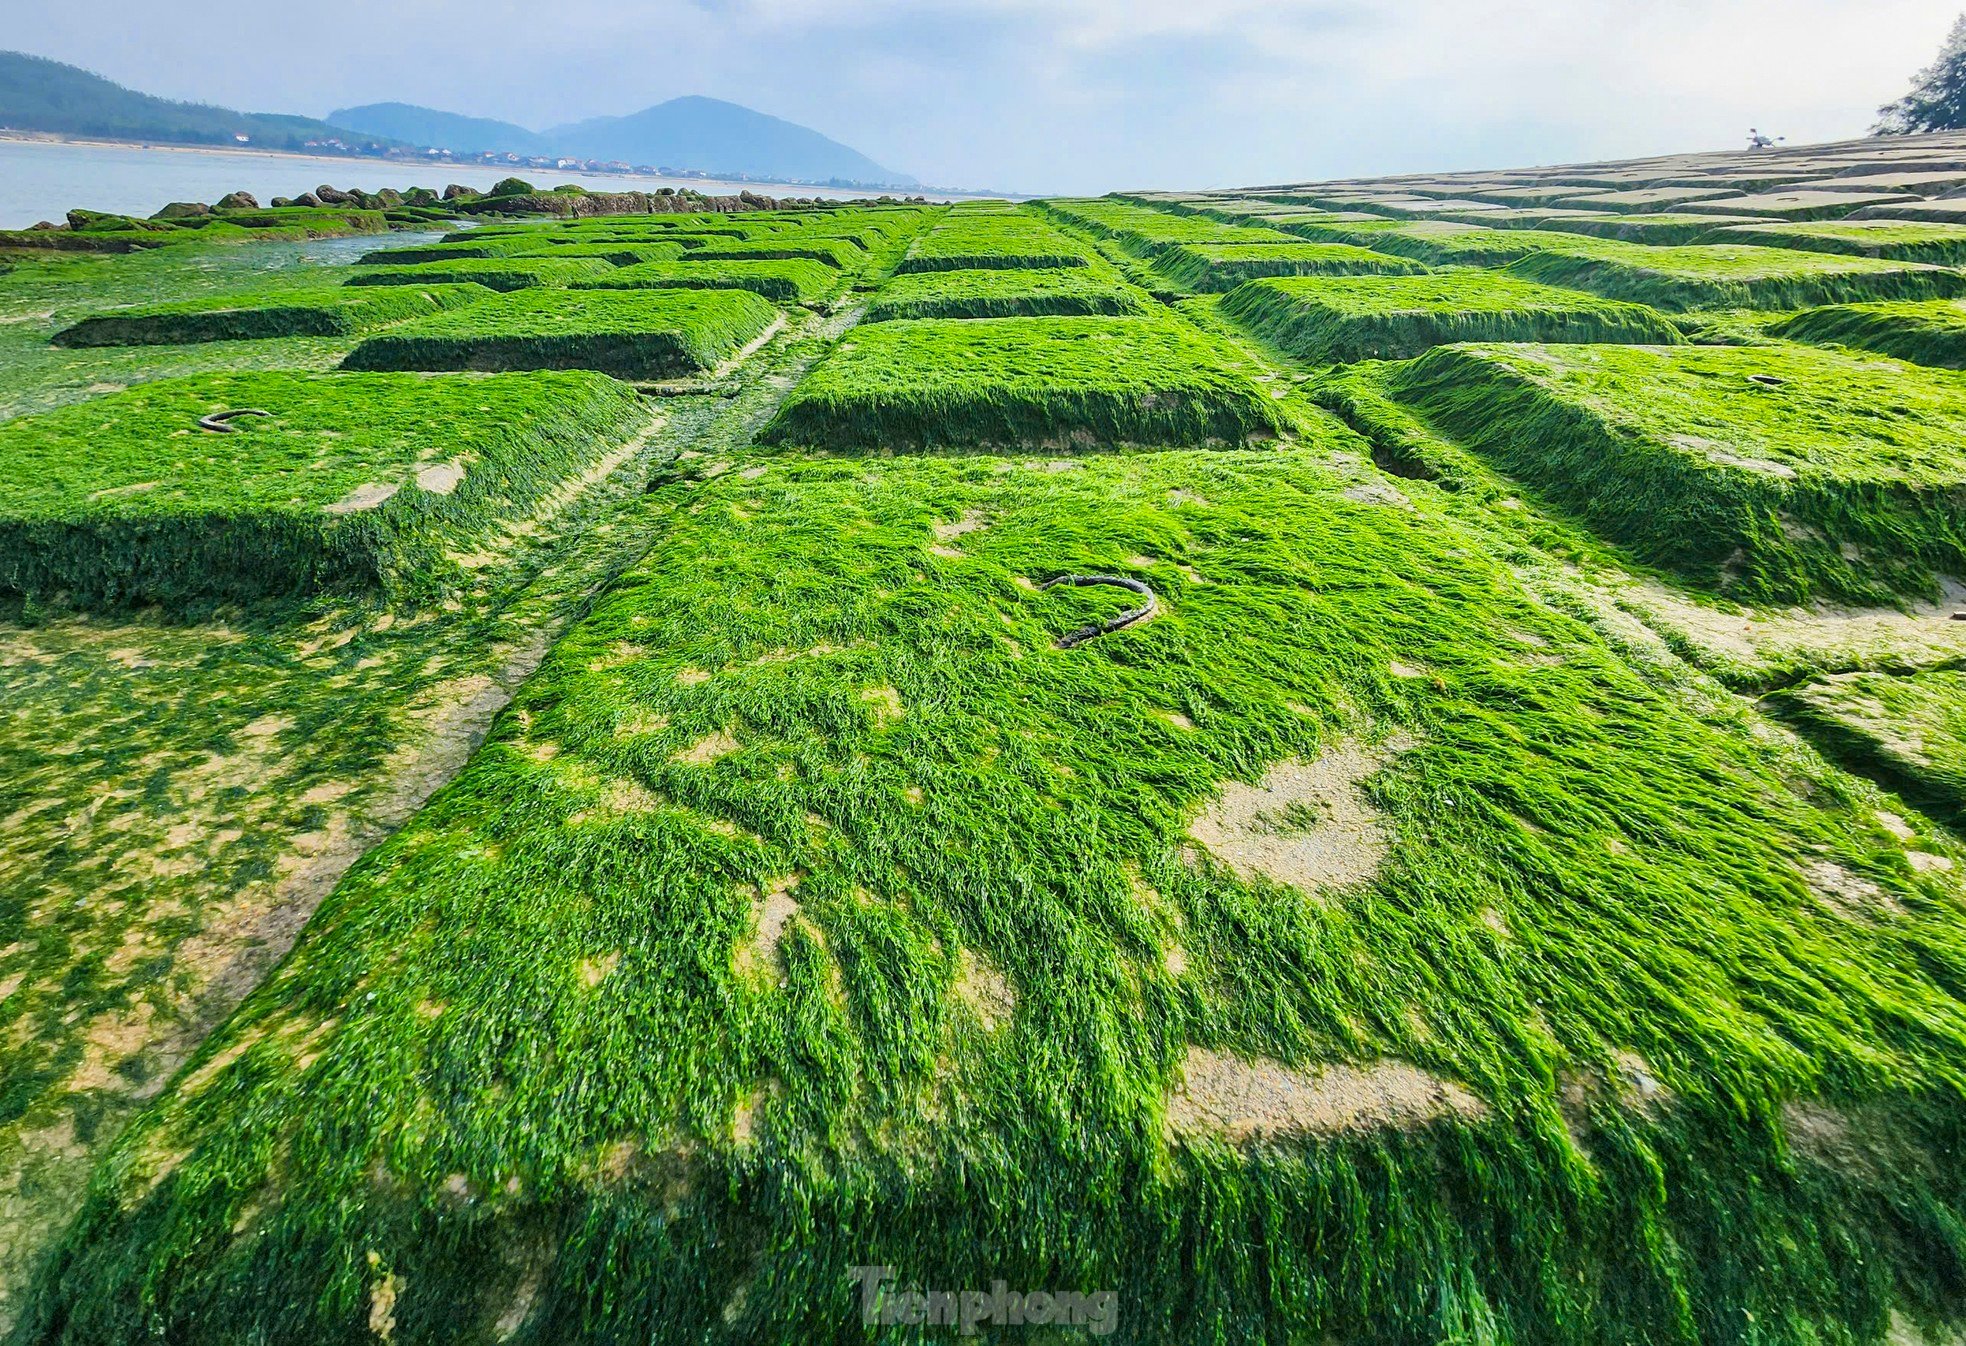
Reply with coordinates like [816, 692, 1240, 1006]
[151, 201, 211, 219]
[488, 177, 535, 197]
[214, 191, 260, 210]
[375, 187, 404, 207]
[403, 187, 440, 206]
[293, 193, 324, 208]
[271, 197, 295, 208]
[441, 184, 480, 201]
[314, 185, 355, 204]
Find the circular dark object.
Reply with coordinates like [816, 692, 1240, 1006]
[1041, 574, 1158, 649]
[197, 408, 272, 433]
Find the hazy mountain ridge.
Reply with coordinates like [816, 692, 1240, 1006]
[0, 50, 915, 189]
[331, 95, 914, 187]
[324, 102, 547, 158]
[0, 51, 394, 153]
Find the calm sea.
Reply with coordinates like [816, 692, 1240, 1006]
[0, 137, 898, 230]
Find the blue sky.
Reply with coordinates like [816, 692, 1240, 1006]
[11, 1, 1963, 192]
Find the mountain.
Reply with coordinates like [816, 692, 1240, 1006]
[0, 50, 917, 189]
[0, 51, 393, 152]
[548, 96, 914, 187]
[331, 95, 913, 187]
[326, 102, 547, 157]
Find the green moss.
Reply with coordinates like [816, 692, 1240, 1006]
[345, 258, 617, 292]
[50, 285, 497, 348]
[1534, 214, 1774, 246]
[1770, 299, 1966, 369]
[1381, 342, 1966, 604]
[1769, 669, 1966, 826]
[1039, 199, 1302, 254]
[1220, 272, 1683, 364]
[1339, 224, 1590, 268]
[356, 236, 555, 265]
[680, 241, 862, 268]
[895, 211, 1095, 273]
[505, 241, 687, 265]
[341, 288, 778, 379]
[0, 371, 646, 608]
[572, 258, 843, 306]
[864, 268, 1150, 321]
[1506, 241, 1966, 312]
[759, 317, 1290, 450]
[1152, 241, 1425, 291]
[20, 449, 1966, 1346]
[1707, 221, 1966, 266]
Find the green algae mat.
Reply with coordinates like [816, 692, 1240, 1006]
[1771, 668, 1966, 828]
[759, 316, 1290, 450]
[345, 257, 617, 291]
[50, 284, 497, 347]
[19, 449, 1966, 1344]
[0, 371, 645, 607]
[19, 168, 1966, 1346]
[864, 267, 1149, 322]
[1379, 342, 1966, 604]
[341, 288, 779, 380]
[572, 258, 844, 306]
[1221, 271, 1683, 363]
[1771, 298, 1966, 369]
[1506, 240, 1966, 311]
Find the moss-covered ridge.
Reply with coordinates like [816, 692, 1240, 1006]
[1771, 299, 1966, 369]
[572, 258, 844, 306]
[0, 371, 646, 608]
[50, 284, 497, 348]
[1506, 240, 1966, 312]
[758, 316, 1291, 450]
[864, 267, 1150, 321]
[1220, 272, 1683, 364]
[341, 288, 779, 380]
[1380, 342, 1966, 605]
[19, 451, 1966, 1345]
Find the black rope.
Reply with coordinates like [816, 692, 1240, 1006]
[1041, 574, 1158, 649]
[197, 408, 272, 433]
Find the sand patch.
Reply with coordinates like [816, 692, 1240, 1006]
[674, 730, 740, 766]
[955, 951, 1016, 1029]
[1186, 735, 1413, 899]
[1805, 859, 1907, 919]
[860, 685, 904, 725]
[1167, 1046, 1483, 1143]
[675, 667, 711, 686]
[1625, 574, 1966, 676]
[415, 462, 466, 495]
[87, 481, 160, 502]
[577, 953, 620, 989]
[1341, 481, 1411, 509]
[933, 510, 989, 542]
[326, 482, 400, 515]
[739, 875, 802, 976]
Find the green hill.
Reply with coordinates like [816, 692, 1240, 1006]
[0, 51, 395, 153]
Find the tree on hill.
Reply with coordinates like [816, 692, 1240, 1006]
[1876, 14, 1966, 133]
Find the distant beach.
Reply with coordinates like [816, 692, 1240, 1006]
[0, 134, 947, 230]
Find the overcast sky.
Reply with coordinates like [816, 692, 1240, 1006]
[10, 1, 1962, 193]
